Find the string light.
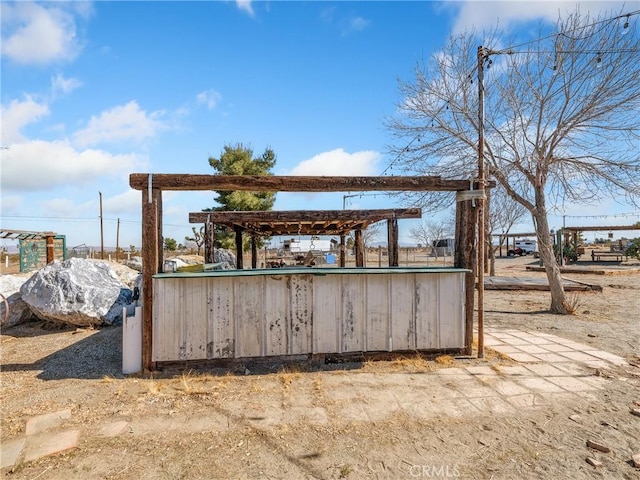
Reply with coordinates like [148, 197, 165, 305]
[622, 15, 630, 35]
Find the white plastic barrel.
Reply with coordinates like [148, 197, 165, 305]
[122, 305, 142, 374]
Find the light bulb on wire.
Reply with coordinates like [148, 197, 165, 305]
[621, 15, 630, 35]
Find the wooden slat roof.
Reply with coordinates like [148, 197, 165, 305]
[189, 208, 422, 236]
[0, 229, 57, 240]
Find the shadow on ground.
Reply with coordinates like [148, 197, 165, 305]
[1, 325, 123, 380]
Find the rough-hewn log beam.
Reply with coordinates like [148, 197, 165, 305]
[234, 226, 243, 269]
[387, 218, 399, 267]
[355, 230, 364, 267]
[131, 174, 487, 192]
[141, 188, 158, 372]
[189, 208, 422, 224]
[455, 197, 477, 356]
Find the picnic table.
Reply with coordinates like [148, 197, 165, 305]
[591, 250, 627, 262]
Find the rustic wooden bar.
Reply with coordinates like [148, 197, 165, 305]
[151, 267, 470, 362]
[130, 173, 488, 370]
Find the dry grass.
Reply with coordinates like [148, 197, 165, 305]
[434, 355, 456, 366]
[276, 365, 303, 388]
[389, 354, 435, 372]
[564, 292, 581, 314]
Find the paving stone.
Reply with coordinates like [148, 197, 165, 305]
[583, 350, 628, 366]
[490, 332, 518, 340]
[503, 331, 533, 339]
[505, 393, 546, 408]
[457, 383, 499, 398]
[466, 366, 497, 375]
[555, 341, 592, 351]
[97, 420, 129, 437]
[493, 380, 530, 396]
[519, 336, 553, 345]
[468, 396, 515, 414]
[0, 437, 25, 469]
[518, 345, 552, 355]
[577, 376, 609, 390]
[531, 352, 572, 363]
[488, 345, 524, 354]
[558, 351, 603, 363]
[501, 338, 535, 346]
[553, 362, 591, 376]
[545, 376, 596, 392]
[524, 363, 567, 377]
[23, 429, 80, 463]
[497, 365, 531, 376]
[515, 377, 565, 393]
[25, 409, 72, 436]
[532, 332, 558, 338]
[583, 360, 611, 369]
[441, 398, 481, 418]
[484, 338, 504, 346]
[538, 343, 573, 353]
[435, 367, 471, 376]
[507, 352, 543, 363]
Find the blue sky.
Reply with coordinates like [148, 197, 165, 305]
[1, 0, 638, 251]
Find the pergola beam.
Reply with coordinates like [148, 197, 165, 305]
[130, 174, 481, 192]
[189, 208, 422, 224]
[562, 225, 639, 232]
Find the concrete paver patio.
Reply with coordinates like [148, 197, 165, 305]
[1, 327, 629, 471]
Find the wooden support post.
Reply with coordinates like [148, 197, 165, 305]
[154, 189, 163, 273]
[387, 217, 399, 267]
[204, 221, 214, 264]
[354, 229, 364, 267]
[340, 234, 346, 267]
[455, 196, 477, 356]
[234, 226, 243, 269]
[45, 235, 55, 264]
[251, 235, 258, 269]
[378, 245, 382, 267]
[141, 188, 159, 372]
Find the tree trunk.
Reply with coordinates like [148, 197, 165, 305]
[532, 208, 568, 314]
[489, 238, 496, 276]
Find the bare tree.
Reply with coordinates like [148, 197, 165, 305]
[386, 10, 640, 313]
[185, 226, 205, 255]
[409, 218, 454, 258]
[488, 186, 529, 275]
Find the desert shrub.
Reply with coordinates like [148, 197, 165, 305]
[625, 238, 640, 259]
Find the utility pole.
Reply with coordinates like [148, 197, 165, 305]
[99, 191, 105, 260]
[116, 217, 120, 262]
[477, 45, 488, 359]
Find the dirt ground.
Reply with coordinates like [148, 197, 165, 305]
[1, 254, 639, 479]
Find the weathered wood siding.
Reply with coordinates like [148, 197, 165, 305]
[152, 270, 466, 362]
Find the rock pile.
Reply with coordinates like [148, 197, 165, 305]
[14, 258, 134, 328]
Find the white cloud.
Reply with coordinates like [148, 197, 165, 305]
[196, 89, 222, 109]
[288, 148, 381, 176]
[72, 101, 166, 147]
[0, 96, 50, 144]
[0, 2, 82, 65]
[0, 140, 141, 192]
[104, 189, 142, 215]
[51, 73, 82, 96]
[236, 0, 254, 16]
[448, 1, 628, 34]
[348, 16, 370, 33]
